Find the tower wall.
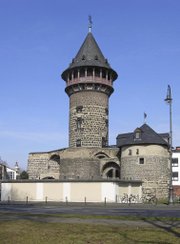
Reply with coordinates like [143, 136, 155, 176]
[69, 91, 108, 148]
[120, 145, 170, 199]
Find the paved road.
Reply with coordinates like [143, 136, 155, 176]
[0, 203, 180, 218]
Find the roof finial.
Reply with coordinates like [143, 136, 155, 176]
[88, 15, 92, 32]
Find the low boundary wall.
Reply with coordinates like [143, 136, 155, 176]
[1, 180, 142, 203]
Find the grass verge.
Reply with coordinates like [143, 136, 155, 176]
[0, 220, 179, 244]
[0, 212, 179, 244]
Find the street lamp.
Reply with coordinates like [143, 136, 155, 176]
[164, 85, 173, 205]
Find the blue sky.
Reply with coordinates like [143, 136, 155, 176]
[0, 0, 180, 170]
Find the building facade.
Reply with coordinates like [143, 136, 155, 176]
[28, 29, 120, 182]
[172, 147, 180, 196]
[27, 28, 171, 201]
[116, 124, 170, 199]
[0, 161, 20, 180]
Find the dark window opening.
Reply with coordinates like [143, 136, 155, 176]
[128, 149, 132, 155]
[139, 158, 144, 164]
[102, 137, 107, 147]
[42, 176, 55, 180]
[105, 108, 109, 115]
[95, 152, 109, 159]
[76, 139, 81, 147]
[108, 73, 111, 80]
[76, 106, 83, 113]
[77, 118, 82, 130]
[115, 170, 120, 178]
[50, 154, 60, 164]
[87, 68, 93, 76]
[105, 119, 108, 126]
[172, 172, 178, 181]
[172, 158, 178, 167]
[102, 70, 106, 79]
[95, 69, 100, 77]
[80, 69, 85, 77]
[82, 55, 86, 60]
[107, 169, 113, 178]
[136, 149, 139, 155]
[74, 71, 78, 78]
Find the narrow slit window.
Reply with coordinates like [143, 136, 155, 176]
[139, 158, 144, 164]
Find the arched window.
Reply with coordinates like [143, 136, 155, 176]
[94, 152, 109, 159]
[102, 162, 120, 179]
[49, 154, 60, 165]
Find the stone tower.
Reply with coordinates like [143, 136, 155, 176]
[116, 124, 170, 199]
[28, 26, 120, 180]
[61, 28, 118, 148]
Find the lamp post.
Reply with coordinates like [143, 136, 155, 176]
[164, 85, 173, 205]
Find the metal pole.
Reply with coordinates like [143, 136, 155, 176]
[169, 98, 173, 204]
[165, 85, 173, 205]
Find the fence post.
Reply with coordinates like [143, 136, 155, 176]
[104, 197, 106, 206]
[45, 196, 48, 204]
[115, 194, 118, 203]
[26, 196, 28, 204]
[65, 196, 68, 205]
[8, 196, 10, 203]
[84, 197, 86, 206]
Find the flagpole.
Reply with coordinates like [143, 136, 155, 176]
[144, 113, 147, 124]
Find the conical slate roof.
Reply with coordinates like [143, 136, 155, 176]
[116, 124, 169, 147]
[61, 32, 118, 80]
[69, 32, 111, 69]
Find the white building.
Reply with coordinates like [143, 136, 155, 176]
[6, 162, 20, 180]
[172, 147, 180, 196]
[0, 161, 20, 180]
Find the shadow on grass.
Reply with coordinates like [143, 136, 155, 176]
[142, 217, 180, 238]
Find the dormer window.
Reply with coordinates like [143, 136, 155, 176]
[82, 55, 86, 60]
[136, 132, 140, 139]
[134, 128, 142, 140]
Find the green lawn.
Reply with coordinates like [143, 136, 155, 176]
[0, 217, 179, 244]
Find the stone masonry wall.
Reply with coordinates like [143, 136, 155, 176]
[69, 91, 108, 148]
[120, 145, 170, 199]
[28, 153, 60, 179]
[27, 147, 120, 180]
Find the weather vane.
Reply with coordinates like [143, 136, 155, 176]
[88, 15, 93, 32]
